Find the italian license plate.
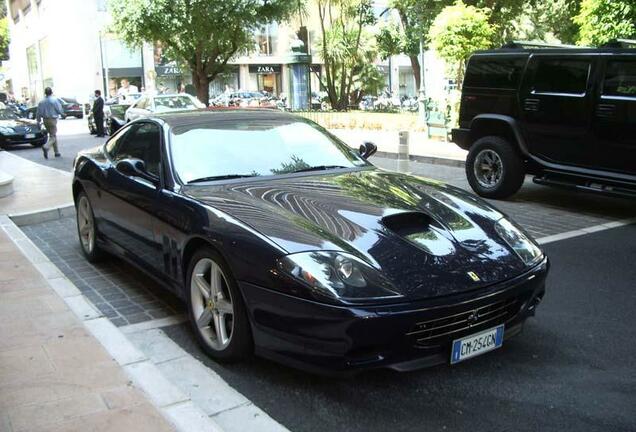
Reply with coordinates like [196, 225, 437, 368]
[25, 133, 35, 139]
[451, 325, 504, 364]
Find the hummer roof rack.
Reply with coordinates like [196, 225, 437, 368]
[501, 40, 586, 49]
[601, 39, 636, 48]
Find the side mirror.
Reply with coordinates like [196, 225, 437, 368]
[116, 158, 158, 184]
[359, 141, 377, 159]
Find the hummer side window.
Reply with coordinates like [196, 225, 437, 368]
[602, 60, 636, 98]
[532, 59, 590, 95]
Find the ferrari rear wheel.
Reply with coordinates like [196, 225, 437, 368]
[186, 247, 252, 362]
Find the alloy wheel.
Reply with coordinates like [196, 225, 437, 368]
[77, 195, 95, 254]
[190, 258, 235, 351]
[474, 149, 504, 188]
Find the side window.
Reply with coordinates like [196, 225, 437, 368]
[602, 60, 636, 98]
[113, 123, 162, 177]
[531, 59, 591, 95]
[105, 125, 132, 158]
[464, 57, 526, 89]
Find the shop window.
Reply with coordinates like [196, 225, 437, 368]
[256, 23, 278, 56]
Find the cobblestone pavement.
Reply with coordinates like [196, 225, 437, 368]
[22, 217, 183, 327]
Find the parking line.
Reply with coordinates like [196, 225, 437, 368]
[536, 217, 636, 245]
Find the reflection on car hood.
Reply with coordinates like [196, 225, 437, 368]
[0, 118, 40, 131]
[185, 169, 530, 300]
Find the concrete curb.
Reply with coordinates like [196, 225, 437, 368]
[373, 150, 465, 168]
[10, 203, 75, 226]
[0, 214, 224, 432]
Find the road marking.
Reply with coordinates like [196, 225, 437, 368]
[536, 217, 636, 245]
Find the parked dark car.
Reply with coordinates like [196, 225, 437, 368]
[59, 97, 83, 119]
[73, 110, 548, 374]
[452, 46, 636, 199]
[0, 108, 47, 148]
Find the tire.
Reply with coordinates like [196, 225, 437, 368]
[466, 136, 525, 199]
[186, 247, 252, 362]
[75, 191, 104, 262]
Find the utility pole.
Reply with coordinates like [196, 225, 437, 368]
[418, 37, 427, 122]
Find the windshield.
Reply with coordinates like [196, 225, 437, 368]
[154, 95, 200, 112]
[0, 109, 18, 120]
[171, 118, 369, 183]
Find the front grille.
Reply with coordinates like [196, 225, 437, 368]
[408, 297, 521, 348]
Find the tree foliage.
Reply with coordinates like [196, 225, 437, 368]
[316, 0, 378, 110]
[518, 0, 580, 44]
[109, 0, 297, 104]
[428, 2, 494, 87]
[0, 17, 9, 61]
[377, 0, 453, 90]
[575, 0, 636, 46]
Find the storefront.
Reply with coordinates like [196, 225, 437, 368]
[209, 66, 240, 96]
[249, 64, 281, 95]
[102, 39, 143, 98]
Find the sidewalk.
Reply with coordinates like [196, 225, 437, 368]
[330, 129, 467, 163]
[0, 226, 175, 432]
[0, 151, 73, 216]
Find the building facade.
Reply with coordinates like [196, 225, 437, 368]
[4, 0, 449, 106]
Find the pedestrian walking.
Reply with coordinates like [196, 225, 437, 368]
[35, 87, 64, 159]
[92, 90, 105, 137]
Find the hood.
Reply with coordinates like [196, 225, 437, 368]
[185, 169, 530, 300]
[0, 118, 40, 132]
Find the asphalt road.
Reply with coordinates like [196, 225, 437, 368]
[163, 224, 636, 432]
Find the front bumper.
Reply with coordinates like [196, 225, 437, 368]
[241, 257, 548, 375]
[0, 133, 47, 146]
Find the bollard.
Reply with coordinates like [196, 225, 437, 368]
[397, 130, 410, 173]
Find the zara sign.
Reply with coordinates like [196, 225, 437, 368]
[249, 65, 281, 74]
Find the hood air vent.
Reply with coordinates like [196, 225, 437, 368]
[382, 212, 456, 257]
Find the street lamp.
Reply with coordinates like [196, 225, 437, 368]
[418, 37, 427, 122]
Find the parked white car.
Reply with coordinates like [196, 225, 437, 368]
[124, 93, 205, 122]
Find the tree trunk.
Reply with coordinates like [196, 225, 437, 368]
[192, 68, 210, 106]
[409, 54, 421, 93]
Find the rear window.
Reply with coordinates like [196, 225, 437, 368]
[602, 60, 636, 98]
[464, 57, 526, 89]
[531, 59, 590, 95]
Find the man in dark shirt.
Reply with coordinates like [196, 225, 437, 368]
[92, 90, 105, 137]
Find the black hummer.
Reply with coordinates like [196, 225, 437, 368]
[452, 44, 636, 199]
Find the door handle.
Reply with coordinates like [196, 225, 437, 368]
[595, 103, 616, 118]
[523, 98, 540, 112]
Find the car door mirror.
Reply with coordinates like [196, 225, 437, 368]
[359, 141, 377, 159]
[116, 158, 159, 184]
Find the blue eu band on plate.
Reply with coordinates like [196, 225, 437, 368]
[451, 325, 505, 364]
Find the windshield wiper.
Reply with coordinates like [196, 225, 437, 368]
[292, 165, 348, 174]
[187, 174, 258, 184]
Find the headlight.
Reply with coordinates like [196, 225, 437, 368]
[495, 218, 543, 266]
[0, 126, 15, 134]
[276, 251, 402, 303]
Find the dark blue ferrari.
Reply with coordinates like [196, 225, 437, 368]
[72, 109, 548, 374]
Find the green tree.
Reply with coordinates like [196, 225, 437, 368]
[575, 0, 636, 46]
[377, 0, 453, 91]
[109, 0, 298, 104]
[316, 0, 377, 110]
[519, 0, 581, 44]
[428, 2, 494, 87]
[0, 17, 9, 61]
[464, 0, 526, 46]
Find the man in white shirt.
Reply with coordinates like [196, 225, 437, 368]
[117, 79, 139, 96]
